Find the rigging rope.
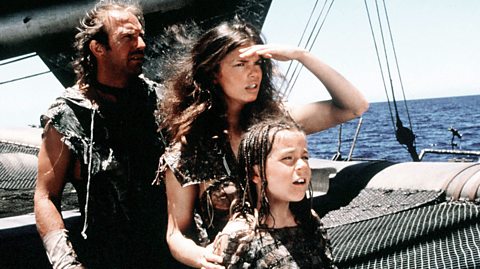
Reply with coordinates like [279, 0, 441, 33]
[364, 0, 419, 161]
[364, 0, 395, 131]
[280, 0, 320, 94]
[282, 0, 328, 97]
[282, 0, 336, 98]
[381, 0, 414, 131]
[332, 124, 343, 161]
[286, 0, 335, 98]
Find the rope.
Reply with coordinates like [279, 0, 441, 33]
[374, 0, 418, 161]
[81, 108, 96, 239]
[373, 0, 399, 119]
[283, 0, 330, 97]
[331, 124, 342, 161]
[364, 0, 419, 161]
[285, 0, 336, 98]
[305, 0, 335, 53]
[280, 0, 321, 95]
[382, 0, 414, 131]
[363, 0, 395, 132]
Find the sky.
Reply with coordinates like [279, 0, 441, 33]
[262, 0, 480, 104]
[0, 0, 479, 127]
[0, 54, 65, 128]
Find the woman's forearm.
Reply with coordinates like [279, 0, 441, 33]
[167, 231, 206, 268]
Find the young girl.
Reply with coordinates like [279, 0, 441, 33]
[213, 116, 336, 268]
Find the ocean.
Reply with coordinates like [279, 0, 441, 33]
[307, 94, 480, 162]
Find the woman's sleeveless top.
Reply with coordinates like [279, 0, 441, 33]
[161, 132, 241, 245]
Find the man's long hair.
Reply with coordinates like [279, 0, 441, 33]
[72, 1, 144, 89]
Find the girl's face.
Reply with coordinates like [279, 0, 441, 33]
[215, 44, 263, 111]
[262, 129, 311, 204]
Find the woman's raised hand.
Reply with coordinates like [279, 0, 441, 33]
[239, 44, 307, 62]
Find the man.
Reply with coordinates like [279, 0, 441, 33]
[34, 2, 173, 268]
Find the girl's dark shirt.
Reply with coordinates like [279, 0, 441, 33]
[218, 210, 337, 269]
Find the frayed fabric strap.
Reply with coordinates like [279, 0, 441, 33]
[42, 229, 85, 269]
[81, 108, 96, 239]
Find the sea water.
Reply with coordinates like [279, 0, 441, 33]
[307, 94, 480, 162]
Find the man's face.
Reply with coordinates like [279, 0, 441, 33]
[101, 10, 146, 79]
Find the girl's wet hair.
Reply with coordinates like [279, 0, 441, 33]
[235, 116, 314, 230]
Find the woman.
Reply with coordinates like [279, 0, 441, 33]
[159, 20, 367, 268]
[213, 116, 336, 268]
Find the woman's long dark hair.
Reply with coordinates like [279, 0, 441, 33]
[159, 19, 284, 144]
[235, 116, 315, 233]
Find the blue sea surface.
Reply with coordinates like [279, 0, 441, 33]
[307, 94, 480, 162]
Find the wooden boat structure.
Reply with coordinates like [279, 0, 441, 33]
[1, 1, 479, 268]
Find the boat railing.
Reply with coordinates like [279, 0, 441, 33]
[418, 148, 480, 162]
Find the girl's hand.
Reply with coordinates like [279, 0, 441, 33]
[239, 44, 307, 62]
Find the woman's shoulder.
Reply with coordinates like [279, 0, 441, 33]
[161, 134, 235, 186]
[161, 142, 197, 185]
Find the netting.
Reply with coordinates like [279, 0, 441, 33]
[0, 140, 39, 189]
[322, 188, 444, 228]
[324, 188, 480, 269]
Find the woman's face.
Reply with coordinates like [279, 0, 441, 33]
[215, 44, 263, 111]
[263, 130, 311, 204]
